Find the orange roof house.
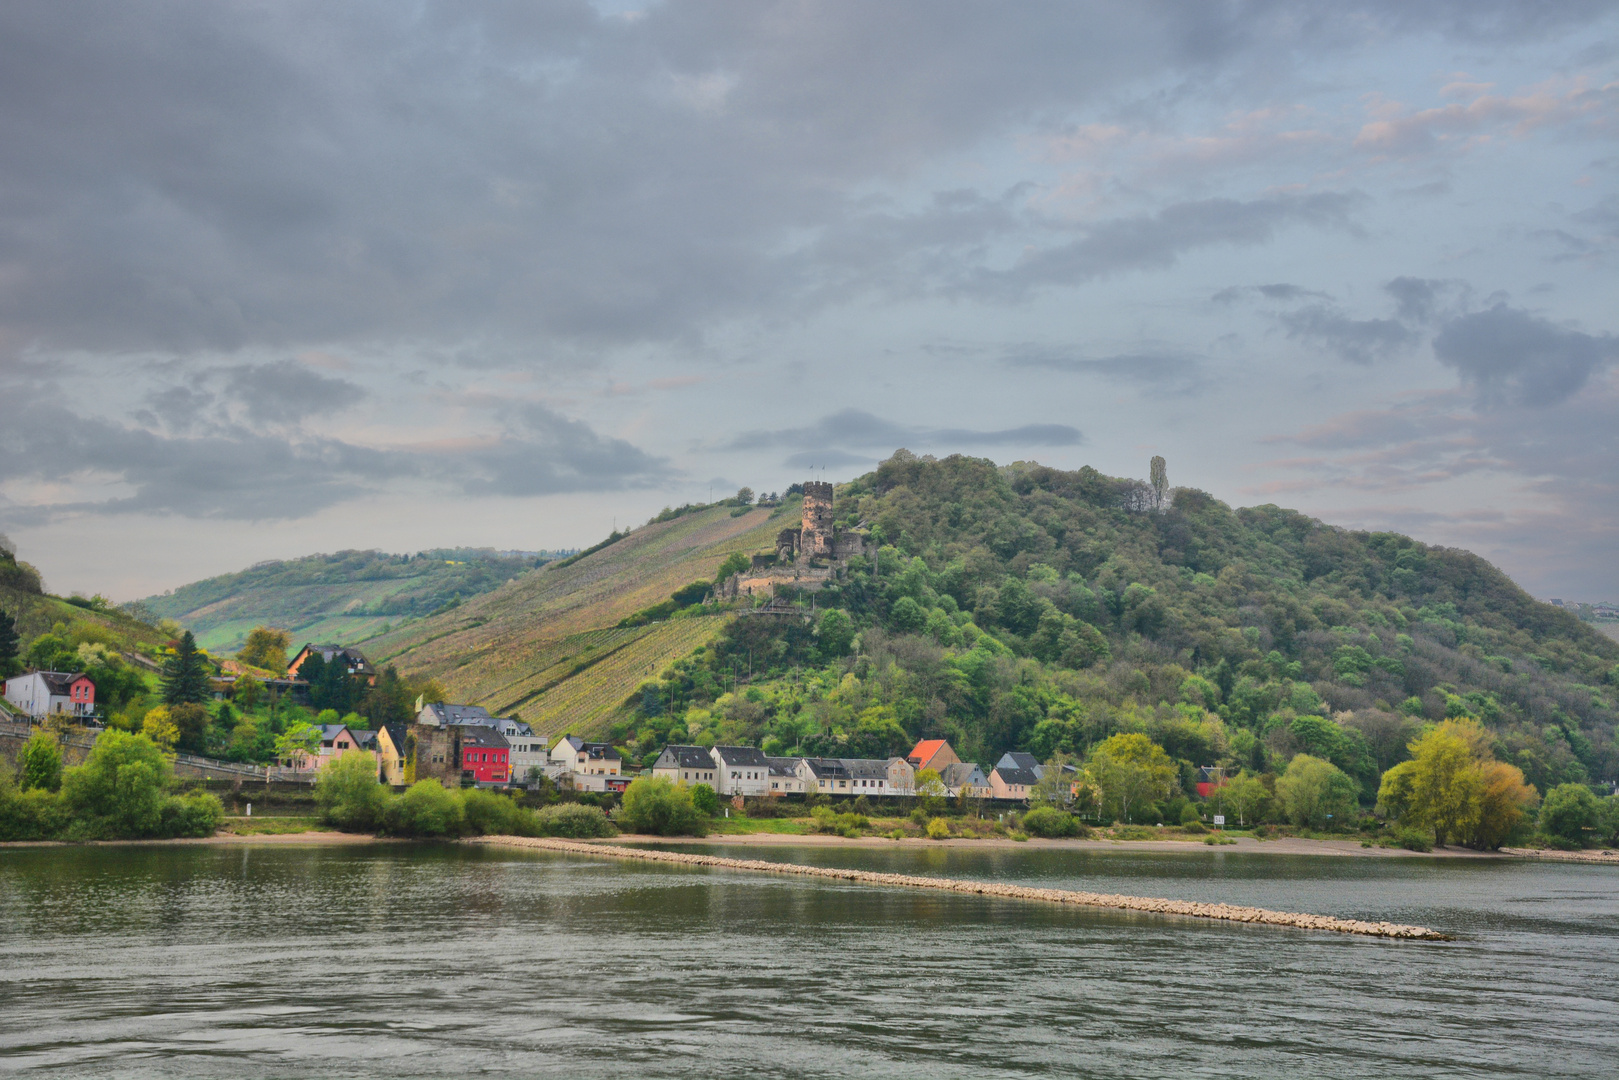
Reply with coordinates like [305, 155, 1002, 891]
[907, 739, 961, 774]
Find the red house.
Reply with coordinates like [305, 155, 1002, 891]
[459, 725, 511, 784]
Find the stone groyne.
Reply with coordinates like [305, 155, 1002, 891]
[471, 836, 1450, 941]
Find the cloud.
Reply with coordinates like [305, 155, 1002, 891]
[1003, 347, 1204, 391]
[726, 408, 1082, 462]
[1433, 304, 1618, 407]
[223, 360, 367, 425]
[1212, 283, 1330, 305]
[1278, 305, 1418, 365]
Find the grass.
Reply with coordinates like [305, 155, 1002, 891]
[704, 817, 812, 835]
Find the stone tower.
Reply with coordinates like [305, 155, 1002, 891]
[800, 481, 834, 559]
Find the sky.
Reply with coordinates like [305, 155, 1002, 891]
[0, 1, 1615, 602]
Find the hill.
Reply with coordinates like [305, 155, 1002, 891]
[140, 548, 559, 653]
[365, 503, 790, 736]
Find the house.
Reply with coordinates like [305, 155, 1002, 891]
[571, 772, 633, 794]
[996, 751, 1044, 776]
[287, 644, 377, 686]
[505, 733, 550, 784]
[460, 725, 511, 784]
[907, 738, 961, 775]
[990, 760, 1042, 801]
[1194, 766, 1227, 798]
[2, 671, 96, 720]
[377, 723, 410, 785]
[710, 745, 773, 797]
[765, 756, 807, 795]
[796, 756, 853, 796]
[938, 761, 991, 798]
[422, 705, 542, 779]
[652, 745, 720, 786]
[552, 735, 622, 777]
[842, 757, 916, 796]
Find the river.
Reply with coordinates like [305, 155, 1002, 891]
[0, 841, 1614, 1077]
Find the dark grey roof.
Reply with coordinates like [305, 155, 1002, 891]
[939, 762, 987, 786]
[841, 758, 896, 780]
[421, 703, 492, 725]
[301, 644, 376, 673]
[657, 745, 715, 770]
[994, 765, 1041, 787]
[348, 728, 378, 749]
[580, 741, 619, 760]
[997, 751, 1041, 772]
[712, 745, 771, 767]
[381, 723, 409, 754]
[766, 756, 804, 777]
[459, 725, 509, 750]
[801, 757, 849, 779]
[36, 671, 88, 694]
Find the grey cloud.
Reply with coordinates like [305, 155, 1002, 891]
[1279, 305, 1418, 365]
[970, 193, 1361, 301]
[783, 450, 876, 470]
[224, 361, 367, 425]
[1433, 304, 1617, 407]
[1212, 283, 1330, 304]
[727, 408, 1081, 457]
[1004, 347, 1203, 390]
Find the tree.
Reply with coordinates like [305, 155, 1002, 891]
[689, 782, 720, 816]
[817, 608, 855, 656]
[1275, 754, 1359, 829]
[1030, 764, 1075, 808]
[233, 674, 264, 709]
[1377, 720, 1536, 849]
[236, 626, 291, 673]
[358, 665, 415, 729]
[140, 707, 180, 752]
[1149, 455, 1169, 511]
[161, 631, 210, 705]
[274, 721, 322, 766]
[1084, 733, 1177, 824]
[17, 730, 62, 792]
[716, 552, 750, 580]
[914, 768, 948, 799]
[315, 751, 387, 831]
[1222, 771, 1271, 827]
[617, 776, 706, 836]
[1540, 783, 1602, 844]
[170, 702, 211, 753]
[0, 607, 19, 677]
[60, 731, 171, 839]
[734, 487, 754, 505]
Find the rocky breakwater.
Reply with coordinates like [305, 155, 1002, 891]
[470, 836, 1451, 941]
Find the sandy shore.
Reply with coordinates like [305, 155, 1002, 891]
[474, 835, 1449, 940]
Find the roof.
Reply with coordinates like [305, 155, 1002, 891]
[318, 724, 352, 742]
[32, 671, 90, 694]
[347, 728, 378, 749]
[997, 751, 1041, 772]
[908, 738, 949, 766]
[842, 757, 900, 780]
[800, 757, 849, 779]
[939, 762, 986, 785]
[459, 725, 510, 750]
[420, 702, 492, 726]
[380, 723, 409, 754]
[295, 644, 375, 672]
[657, 745, 716, 770]
[712, 745, 771, 767]
[561, 737, 619, 760]
[994, 765, 1041, 787]
[766, 756, 804, 777]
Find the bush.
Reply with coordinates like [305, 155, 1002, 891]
[926, 816, 951, 840]
[1178, 803, 1202, 826]
[17, 731, 62, 793]
[60, 731, 171, 839]
[314, 752, 388, 831]
[1181, 820, 1208, 834]
[0, 785, 68, 841]
[1396, 826, 1433, 852]
[160, 792, 224, 838]
[1021, 805, 1084, 838]
[617, 776, 707, 836]
[535, 802, 617, 838]
[462, 789, 537, 836]
[383, 781, 466, 838]
[690, 783, 720, 816]
[1540, 783, 1602, 845]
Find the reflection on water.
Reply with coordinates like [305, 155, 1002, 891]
[0, 842, 1615, 1078]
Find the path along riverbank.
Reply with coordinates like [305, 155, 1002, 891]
[471, 835, 1451, 940]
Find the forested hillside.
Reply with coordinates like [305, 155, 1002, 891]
[142, 548, 554, 653]
[617, 453, 1619, 803]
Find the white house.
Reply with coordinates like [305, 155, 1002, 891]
[797, 757, 852, 796]
[710, 745, 773, 797]
[552, 735, 622, 778]
[765, 756, 806, 795]
[3, 671, 96, 720]
[652, 745, 720, 786]
[841, 757, 916, 796]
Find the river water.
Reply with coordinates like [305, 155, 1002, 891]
[0, 841, 1614, 1078]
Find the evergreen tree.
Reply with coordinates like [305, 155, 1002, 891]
[0, 607, 19, 677]
[161, 630, 211, 705]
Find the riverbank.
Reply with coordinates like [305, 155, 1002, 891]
[472, 834, 1450, 940]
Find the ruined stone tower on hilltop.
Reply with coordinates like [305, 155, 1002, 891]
[799, 480, 835, 558]
[720, 479, 867, 599]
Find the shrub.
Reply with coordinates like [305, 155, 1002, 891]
[160, 792, 224, 838]
[1181, 820, 1208, 834]
[1021, 805, 1083, 838]
[383, 781, 466, 838]
[811, 805, 839, 833]
[17, 731, 63, 793]
[0, 785, 68, 841]
[690, 783, 720, 816]
[617, 776, 706, 836]
[1540, 783, 1601, 845]
[1009, 830, 1029, 841]
[1178, 803, 1202, 826]
[1276, 754, 1359, 829]
[535, 802, 617, 838]
[60, 731, 171, 839]
[462, 789, 537, 836]
[926, 816, 951, 840]
[1396, 826, 1433, 852]
[314, 752, 388, 831]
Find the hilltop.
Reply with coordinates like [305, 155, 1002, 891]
[139, 548, 560, 654]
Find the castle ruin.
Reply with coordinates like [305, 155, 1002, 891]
[717, 480, 867, 598]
